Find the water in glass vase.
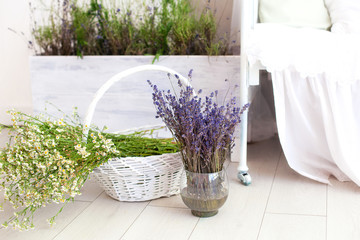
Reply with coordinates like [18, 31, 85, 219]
[180, 187, 228, 217]
[180, 169, 229, 217]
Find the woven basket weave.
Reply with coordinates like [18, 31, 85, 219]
[84, 65, 191, 201]
[92, 152, 182, 201]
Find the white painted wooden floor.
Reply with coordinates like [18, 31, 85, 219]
[1, 133, 360, 240]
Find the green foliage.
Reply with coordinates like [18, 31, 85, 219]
[104, 131, 179, 157]
[30, 0, 229, 57]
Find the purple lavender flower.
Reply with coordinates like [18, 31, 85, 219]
[188, 69, 193, 78]
[148, 74, 249, 173]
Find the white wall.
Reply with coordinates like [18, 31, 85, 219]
[0, 0, 33, 124]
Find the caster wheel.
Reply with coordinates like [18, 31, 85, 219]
[238, 171, 251, 186]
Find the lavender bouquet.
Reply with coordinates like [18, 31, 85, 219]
[148, 73, 249, 174]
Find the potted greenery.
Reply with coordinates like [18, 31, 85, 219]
[148, 72, 249, 217]
[29, 0, 239, 130]
[30, 0, 228, 57]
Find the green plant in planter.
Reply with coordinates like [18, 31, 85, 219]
[0, 109, 178, 230]
[169, 3, 226, 55]
[30, 0, 229, 57]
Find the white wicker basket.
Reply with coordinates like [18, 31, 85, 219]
[92, 152, 182, 201]
[83, 65, 192, 201]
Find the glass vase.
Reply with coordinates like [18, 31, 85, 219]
[180, 168, 229, 217]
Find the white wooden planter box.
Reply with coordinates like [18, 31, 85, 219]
[30, 55, 240, 134]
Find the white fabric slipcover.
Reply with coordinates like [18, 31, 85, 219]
[246, 23, 360, 185]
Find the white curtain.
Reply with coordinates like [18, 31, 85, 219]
[271, 70, 360, 185]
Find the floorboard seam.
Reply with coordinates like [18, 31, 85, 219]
[187, 217, 200, 240]
[118, 201, 151, 240]
[256, 145, 282, 240]
[51, 190, 105, 240]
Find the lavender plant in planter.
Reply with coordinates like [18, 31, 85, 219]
[148, 72, 249, 217]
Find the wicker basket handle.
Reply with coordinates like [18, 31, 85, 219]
[83, 64, 193, 136]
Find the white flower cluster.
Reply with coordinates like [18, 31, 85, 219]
[0, 110, 118, 231]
